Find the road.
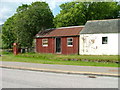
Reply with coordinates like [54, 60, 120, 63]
[0, 68, 118, 88]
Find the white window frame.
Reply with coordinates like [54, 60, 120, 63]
[67, 38, 73, 47]
[42, 39, 48, 47]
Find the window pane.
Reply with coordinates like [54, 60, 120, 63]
[102, 37, 108, 44]
[68, 38, 73, 41]
[68, 42, 73, 45]
[67, 38, 73, 46]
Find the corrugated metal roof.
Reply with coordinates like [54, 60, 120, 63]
[80, 19, 120, 34]
[36, 26, 84, 38]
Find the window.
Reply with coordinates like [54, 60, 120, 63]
[102, 37, 108, 44]
[67, 38, 73, 46]
[42, 39, 48, 46]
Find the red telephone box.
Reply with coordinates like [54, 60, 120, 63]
[13, 43, 19, 55]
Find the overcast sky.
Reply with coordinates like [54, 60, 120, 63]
[0, 0, 73, 25]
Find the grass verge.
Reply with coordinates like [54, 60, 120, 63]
[1, 53, 119, 67]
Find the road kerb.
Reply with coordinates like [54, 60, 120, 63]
[0, 65, 119, 77]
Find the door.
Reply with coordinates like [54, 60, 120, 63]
[56, 37, 61, 53]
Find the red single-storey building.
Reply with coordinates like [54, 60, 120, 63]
[35, 26, 84, 55]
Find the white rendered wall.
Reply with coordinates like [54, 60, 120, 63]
[79, 33, 119, 55]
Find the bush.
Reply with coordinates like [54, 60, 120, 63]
[2, 49, 13, 54]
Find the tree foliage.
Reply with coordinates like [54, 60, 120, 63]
[2, 1, 54, 48]
[54, 2, 120, 28]
[2, 16, 16, 48]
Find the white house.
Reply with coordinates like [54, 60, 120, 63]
[79, 19, 120, 55]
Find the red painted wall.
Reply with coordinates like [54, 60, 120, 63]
[36, 36, 79, 55]
[36, 37, 55, 54]
[61, 37, 79, 55]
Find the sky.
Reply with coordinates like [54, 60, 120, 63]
[0, 0, 73, 25]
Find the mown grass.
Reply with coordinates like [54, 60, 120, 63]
[18, 53, 119, 62]
[0, 33, 2, 55]
[1, 52, 119, 67]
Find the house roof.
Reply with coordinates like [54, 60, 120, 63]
[80, 19, 120, 34]
[36, 26, 84, 38]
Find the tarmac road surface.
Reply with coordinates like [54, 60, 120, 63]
[0, 61, 119, 77]
[0, 68, 118, 88]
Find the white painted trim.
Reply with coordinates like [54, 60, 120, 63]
[67, 38, 73, 47]
[42, 39, 48, 47]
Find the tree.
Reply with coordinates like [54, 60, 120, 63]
[2, 16, 16, 48]
[54, 2, 120, 28]
[2, 1, 54, 49]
